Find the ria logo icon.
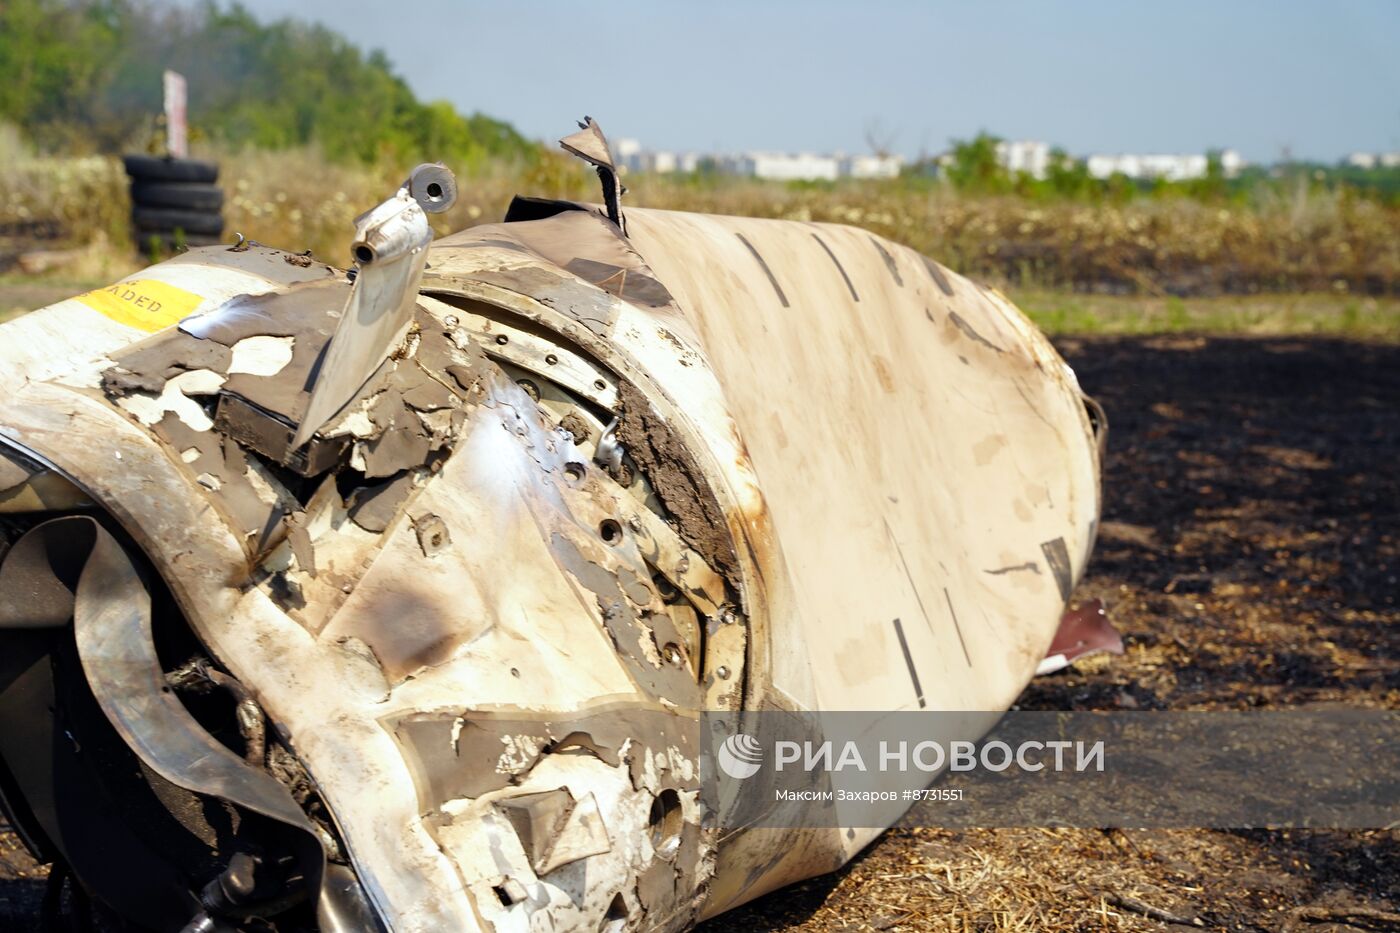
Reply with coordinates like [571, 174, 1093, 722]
[718, 733, 764, 779]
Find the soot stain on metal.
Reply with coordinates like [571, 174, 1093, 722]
[870, 236, 904, 287]
[948, 311, 1005, 353]
[923, 256, 956, 296]
[1040, 536, 1074, 602]
[811, 233, 860, 302]
[734, 233, 790, 308]
[615, 380, 739, 587]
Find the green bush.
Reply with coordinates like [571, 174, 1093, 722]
[0, 0, 537, 168]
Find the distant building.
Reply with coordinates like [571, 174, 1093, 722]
[1345, 151, 1400, 170]
[1086, 149, 1244, 181]
[613, 137, 642, 163]
[996, 140, 1051, 179]
[727, 152, 840, 181]
[614, 138, 685, 174]
[614, 140, 903, 181]
[647, 150, 678, 173]
[839, 153, 905, 179]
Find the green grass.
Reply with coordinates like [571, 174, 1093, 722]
[1012, 290, 1400, 340]
[0, 273, 119, 324]
[4, 266, 1398, 344]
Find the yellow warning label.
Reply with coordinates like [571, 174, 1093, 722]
[74, 279, 204, 332]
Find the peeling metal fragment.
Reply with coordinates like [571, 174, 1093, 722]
[359, 404, 433, 479]
[346, 471, 417, 533]
[549, 531, 699, 702]
[102, 335, 232, 398]
[617, 566, 655, 608]
[285, 513, 317, 576]
[564, 258, 673, 308]
[461, 266, 620, 339]
[495, 788, 612, 876]
[446, 363, 477, 392]
[1037, 598, 1123, 675]
[227, 334, 295, 376]
[116, 368, 225, 431]
[401, 378, 458, 412]
[391, 709, 687, 804]
[146, 411, 291, 556]
[559, 116, 626, 234]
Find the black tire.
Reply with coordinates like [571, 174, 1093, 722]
[130, 182, 223, 212]
[121, 154, 219, 184]
[132, 206, 225, 236]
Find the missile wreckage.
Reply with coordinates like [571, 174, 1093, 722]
[0, 119, 1108, 931]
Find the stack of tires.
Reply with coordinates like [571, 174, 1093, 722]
[122, 155, 225, 253]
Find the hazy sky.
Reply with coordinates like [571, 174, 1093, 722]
[181, 0, 1398, 162]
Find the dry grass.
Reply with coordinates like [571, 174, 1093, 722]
[0, 125, 131, 250]
[625, 176, 1400, 296]
[3, 142, 1398, 298]
[218, 147, 596, 262]
[724, 825, 1400, 932]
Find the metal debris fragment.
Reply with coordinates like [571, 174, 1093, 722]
[0, 126, 1102, 932]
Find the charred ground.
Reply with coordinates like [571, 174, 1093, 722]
[4, 333, 1399, 931]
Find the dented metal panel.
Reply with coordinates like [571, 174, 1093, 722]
[0, 131, 1101, 932]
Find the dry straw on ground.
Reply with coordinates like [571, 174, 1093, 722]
[3, 139, 1398, 296]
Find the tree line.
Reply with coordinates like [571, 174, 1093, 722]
[0, 0, 538, 167]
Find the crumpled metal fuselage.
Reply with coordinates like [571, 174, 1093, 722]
[0, 198, 1100, 931]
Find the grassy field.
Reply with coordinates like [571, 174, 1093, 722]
[0, 271, 132, 324]
[3, 141, 1400, 299]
